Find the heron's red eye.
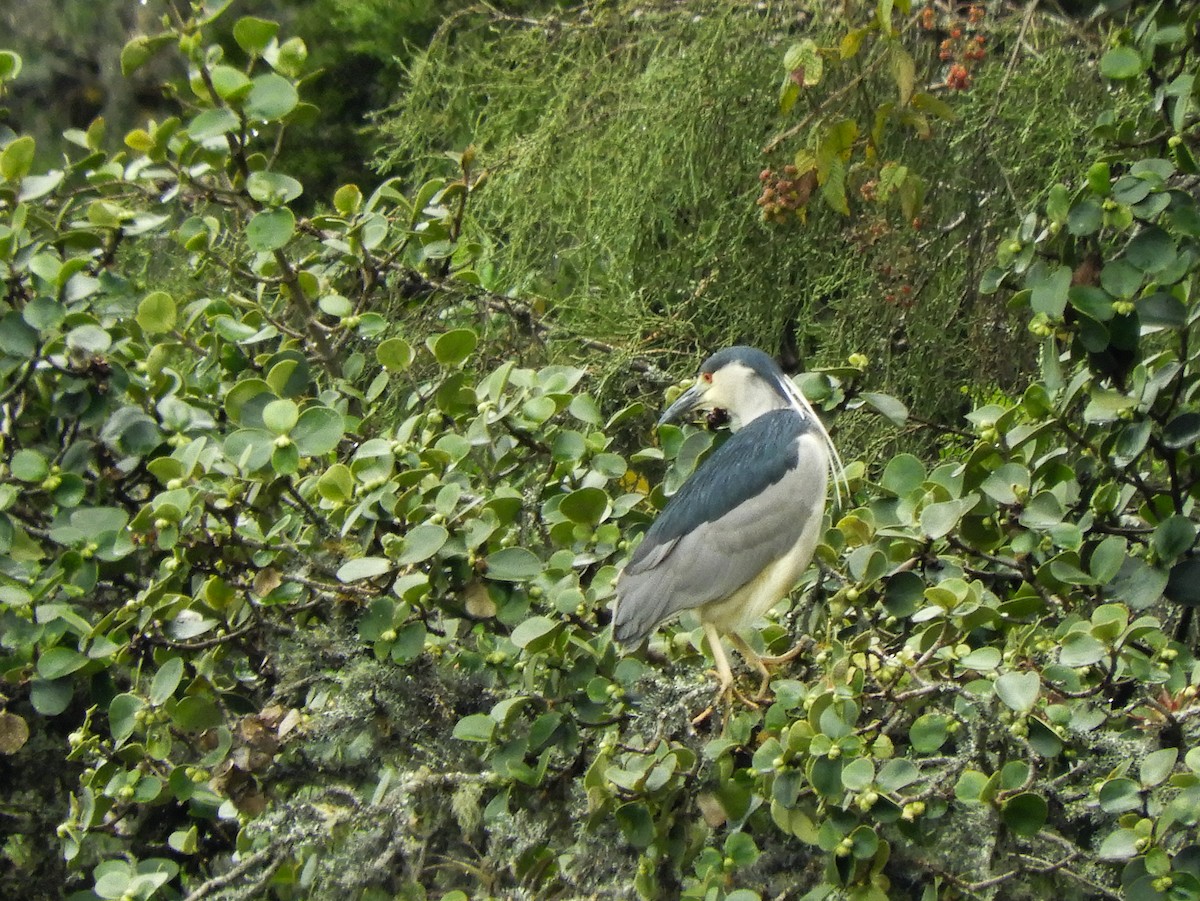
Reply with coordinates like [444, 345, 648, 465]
[701, 372, 713, 384]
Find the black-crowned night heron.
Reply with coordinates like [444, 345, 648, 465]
[613, 346, 845, 712]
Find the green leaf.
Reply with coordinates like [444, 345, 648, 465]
[1030, 264, 1071, 317]
[262, 398, 299, 435]
[511, 615, 558, 649]
[920, 497, 975, 539]
[317, 463, 354, 502]
[615, 801, 655, 849]
[292, 406, 344, 455]
[246, 208, 295, 251]
[170, 695, 221, 732]
[150, 657, 184, 706]
[390, 621, 426, 664]
[187, 108, 239, 141]
[337, 557, 392, 582]
[881, 454, 925, 494]
[0, 136, 35, 181]
[861, 392, 908, 426]
[452, 713, 494, 743]
[485, 547, 542, 581]
[109, 693, 144, 743]
[841, 757, 875, 791]
[429, 328, 478, 367]
[1126, 226, 1175, 273]
[1140, 748, 1178, 787]
[37, 646, 88, 679]
[995, 671, 1039, 713]
[397, 523, 448, 565]
[876, 758, 919, 791]
[783, 39, 823, 87]
[245, 73, 299, 121]
[559, 487, 610, 525]
[1153, 515, 1195, 563]
[909, 713, 950, 753]
[1099, 46, 1144, 79]
[137, 291, 177, 334]
[11, 449, 49, 483]
[0, 50, 23, 80]
[954, 769, 990, 803]
[30, 679, 72, 716]
[1059, 632, 1106, 667]
[377, 337, 414, 372]
[233, 16, 280, 55]
[1098, 828, 1140, 860]
[334, 183, 362, 215]
[1001, 793, 1047, 837]
[246, 170, 303, 205]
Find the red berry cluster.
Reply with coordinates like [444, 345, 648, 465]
[879, 262, 917, 309]
[924, 3, 988, 91]
[756, 165, 817, 223]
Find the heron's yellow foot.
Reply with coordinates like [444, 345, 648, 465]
[730, 634, 813, 701]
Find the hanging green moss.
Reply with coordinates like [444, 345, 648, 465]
[376, 1, 1123, 455]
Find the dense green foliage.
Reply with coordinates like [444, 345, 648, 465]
[377, 1, 1121, 447]
[0, 2, 1198, 900]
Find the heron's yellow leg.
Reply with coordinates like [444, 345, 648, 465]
[692, 624, 760, 726]
[729, 634, 810, 700]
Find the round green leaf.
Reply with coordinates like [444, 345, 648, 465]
[208, 65, 251, 102]
[841, 757, 875, 791]
[245, 73, 299, 121]
[337, 557, 392, 583]
[485, 547, 543, 581]
[1059, 632, 1106, 667]
[881, 454, 924, 494]
[37, 646, 88, 680]
[1001, 792, 1047, 837]
[1099, 777, 1141, 813]
[67, 324, 112, 354]
[262, 398, 299, 435]
[995, 671, 1040, 713]
[1, 135, 35, 181]
[909, 713, 950, 754]
[429, 328, 478, 367]
[317, 463, 354, 502]
[1153, 515, 1195, 563]
[292, 406, 344, 456]
[137, 291, 177, 334]
[187, 108, 239, 141]
[170, 695, 222, 732]
[1140, 748, 1178, 787]
[1099, 46, 1144, 79]
[861, 391, 908, 426]
[246, 170, 303, 206]
[559, 487, 610, 525]
[377, 337, 414, 372]
[30, 679, 73, 716]
[334, 183, 362, 216]
[11, 448, 49, 483]
[272, 442, 300, 474]
[233, 16, 279, 55]
[397, 523, 449, 565]
[246, 207, 295, 252]
[390, 621, 426, 664]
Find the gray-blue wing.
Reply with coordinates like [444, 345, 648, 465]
[613, 410, 827, 645]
